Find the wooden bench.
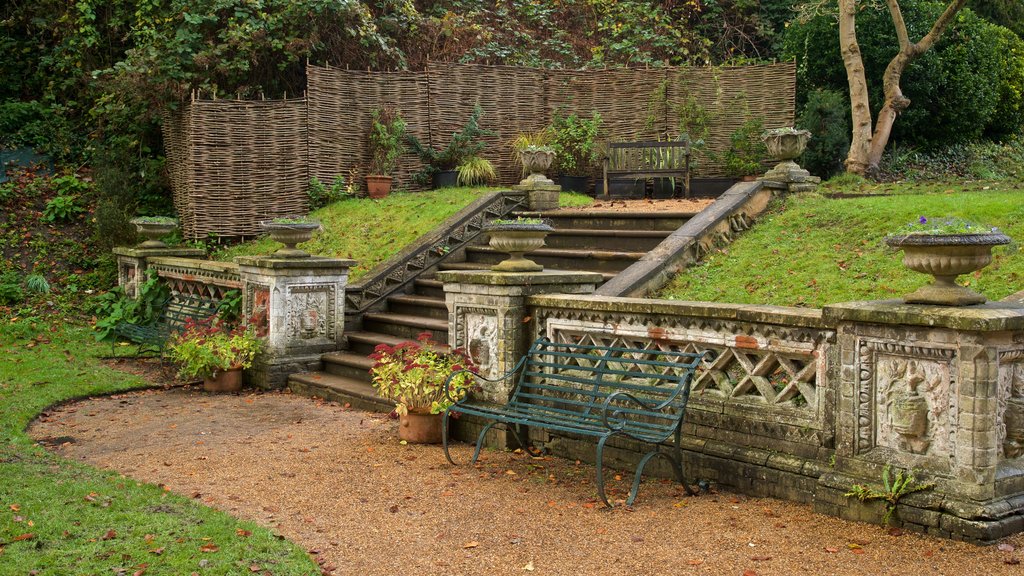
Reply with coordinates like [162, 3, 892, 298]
[112, 293, 220, 356]
[602, 140, 692, 199]
[441, 337, 708, 507]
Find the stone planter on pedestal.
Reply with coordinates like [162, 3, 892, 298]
[130, 217, 178, 249]
[260, 220, 320, 258]
[484, 222, 554, 272]
[513, 147, 561, 211]
[760, 128, 820, 193]
[885, 232, 1011, 306]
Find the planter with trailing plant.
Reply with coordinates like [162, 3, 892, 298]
[130, 216, 178, 249]
[762, 127, 811, 162]
[260, 217, 320, 258]
[551, 112, 602, 194]
[408, 104, 494, 189]
[885, 217, 1011, 306]
[168, 320, 262, 393]
[484, 217, 554, 272]
[369, 332, 477, 444]
[366, 106, 407, 199]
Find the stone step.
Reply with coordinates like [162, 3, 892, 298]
[288, 371, 393, 413]
[346, 330, 451, 356]
[465, 246, 645, 273]
[531, 210, 696, 231]
[386, 293, 448, 320]
[321, 350, 374, 380]
[542, 228, 670, 251]
[413, 278, 446, 299]
[362, 312, 448, 341]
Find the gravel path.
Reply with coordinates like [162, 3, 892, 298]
[30, 388, 1024, 576]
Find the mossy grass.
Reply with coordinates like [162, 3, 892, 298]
[0, 318, 317, 574]
[658, 180, 1024, 307]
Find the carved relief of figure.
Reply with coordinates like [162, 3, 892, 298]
[468, 322, 495, 377]
[879, 358, 941, 455]
[1001, 361, 1024, 459]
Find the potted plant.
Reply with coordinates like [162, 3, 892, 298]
[407, 104, 494, 189]
[168, 319, 262, 393]
[259, 216, 321, 258]
[456, 156, 497, 186]
[885, 216, 1011, 306]
[366, 106, 406, 199]
[130, 216, 178, 249]
[723, 118, 768, 181]
[484, 217, 554, 272]
[551, 111, 602, 194]
[369, 332, 477, 444]
[511, 129, 556, 179]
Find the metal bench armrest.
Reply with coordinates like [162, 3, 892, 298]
[443, 354, 529, 405]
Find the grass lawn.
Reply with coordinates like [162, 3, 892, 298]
[213, 188, 593, 280]
[0, 318, 318, 575]
[658, 180, 1024, 307]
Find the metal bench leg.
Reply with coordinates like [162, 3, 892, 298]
[442, 408, 456, 465]
[471, 421, 499, 464]
[596, 433, 618, 508]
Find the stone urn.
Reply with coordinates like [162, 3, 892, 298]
[885, 232, 1011, 306]
[130, 217, 178, 249]
[519, 147, 556, 181]
[485, 220, 554, 272]
[260, 220, 321, 258]
[762, 129, 811, 161]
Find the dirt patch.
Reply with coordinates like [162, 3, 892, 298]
[30, 387, 1024, 576]
[561, 197, 716, 213]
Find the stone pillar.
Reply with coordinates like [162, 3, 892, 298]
[818, 300, 1024, 541]
[113, 246, 205, 298]
[437, 270, 603, 403]
[513, 180, 561, 212]
[236, 256, 355, 389]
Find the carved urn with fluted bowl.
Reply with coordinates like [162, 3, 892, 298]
[885, 227, 1010, 306]
[761, 128, 815, 186]
[130, 217, 178, 249]
[260, 218, 321, 258]
[484, 218, 554, 272]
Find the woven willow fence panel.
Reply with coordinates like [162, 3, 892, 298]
[165, 99, 308, 239]
[306, 61, 794, 191]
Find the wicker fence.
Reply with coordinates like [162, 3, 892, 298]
[166, 62, 795, 238]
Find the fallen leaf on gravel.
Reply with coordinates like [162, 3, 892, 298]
[998, 543, 1015, 552]
[389, 505, 399, 513]
[199, 543, 219, 553]
[463, 541, 479, 549]
[846, 543, 862, 550]
[1006, 558, 1021, 565]
[824, 547, 839, 553]
[742, 570, 757, 576]
[687, 559, 703, 566]
[851, 549, 865, 555]
[523, 561, 534, 571]
[751, 556, 771, 561]
[887, 528, 904, 537]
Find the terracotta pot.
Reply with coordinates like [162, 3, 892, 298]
[203, 367, 244, 393]
[365, 175, 393, 199]
[399, 410, 443, 444]
[885, 232, 1010, 306]
[485, 223, 553, 272]
[130, 218, 178, 249]
[259, 220, 320, 258]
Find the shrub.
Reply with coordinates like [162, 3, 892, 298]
[0, 271, 24, 306]
[797, 88, 850, 178]
[551, 111, 602, 177]
[307, 175, 352, 210]
[42, 195, 85, 222]
[988, 27, 1024, 140]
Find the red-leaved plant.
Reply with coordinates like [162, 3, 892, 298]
[368, 331, 478, 415]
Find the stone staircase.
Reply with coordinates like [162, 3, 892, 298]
[287, 209, 698, 408]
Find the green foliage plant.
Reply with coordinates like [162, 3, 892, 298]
[797, 88, 851, 178]
[407, 104, 495, 184]
[42, 194, 85, 222]
[167, 319, 262, 380]
[308, 175, 352, 210]
[456, 156, 497, 185]
[490, 216, 547, 226]
[723, 117, 768, 177]
[25, 273, 50, 295]
[551, 111, 602, 176]
[368, 106, 407, 176]
[845, 465, 934, 524]
[0, 271, 24, 306]
[368, 331, 478, 415]
[92, 270, 170, 342]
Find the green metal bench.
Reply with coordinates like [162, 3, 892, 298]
[111, 293, 220, 356]
[442, 337, 708, 507]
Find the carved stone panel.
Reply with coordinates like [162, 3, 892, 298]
[286, 284, 336, 343]
[998, 350, 1024, 459]
[454, 305, 499, 380]
[245, 282, 271, 336]
[118, 260, 139, 298]
[857, 340, 957, 459]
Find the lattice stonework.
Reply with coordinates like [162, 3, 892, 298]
[536, 310, 830, 426]
[855, 340, 958, 459]
[152, 264, 242, 302]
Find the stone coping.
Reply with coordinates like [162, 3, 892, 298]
[529, 294, 829, 329]
[234, 256, 356, 270]
[436, 269, 604, 286]
[822, 300, 1024, 332]
[113, 246, 206, 258]
[147, 256, 239, 274]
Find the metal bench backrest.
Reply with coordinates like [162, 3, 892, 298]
[510, 338, 703, 433]
[164, 294, 220, 333]
[605, 141, 691, 174]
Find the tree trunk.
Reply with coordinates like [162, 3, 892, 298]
[840, 0, 969, 177]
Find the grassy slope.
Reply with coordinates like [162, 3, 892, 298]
[214, 188, 593, 280]
[658, 181, 1024, 307]
[0, 320, 318, 575]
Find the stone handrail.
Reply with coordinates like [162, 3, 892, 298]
[147, 256, 241, 301]
[344, 190, 527, 315]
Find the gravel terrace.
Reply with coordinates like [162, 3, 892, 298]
[29, 385, 1024, 576]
